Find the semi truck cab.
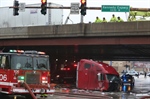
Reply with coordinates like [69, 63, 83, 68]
[77, 59, 121, 92]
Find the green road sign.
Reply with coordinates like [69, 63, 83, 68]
[102, 5, 130, 12]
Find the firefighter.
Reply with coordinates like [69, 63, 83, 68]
[110, 14, 117, 22]
[117, 17, 124, 22]
[102, 17, 107, 23]
[94, 16, 102, 23]
[40, 93, 48, 98]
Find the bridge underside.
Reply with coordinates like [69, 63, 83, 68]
[1, 44, 150, 61]
[0, 37, 150, 61]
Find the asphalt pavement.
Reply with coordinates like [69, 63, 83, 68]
[37, 75, 150, 99]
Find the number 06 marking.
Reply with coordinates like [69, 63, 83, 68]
[0, 74, 7, 81]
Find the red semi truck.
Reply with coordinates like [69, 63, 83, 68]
[76, 59, 121, 91]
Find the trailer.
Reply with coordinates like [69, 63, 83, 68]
[0, 2, 63, 28]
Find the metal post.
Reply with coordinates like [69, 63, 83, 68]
[81, 15, 84, 23]
[64, 13, 70, 24]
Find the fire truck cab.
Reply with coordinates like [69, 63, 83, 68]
[0, 50, 54, 99]
[76, 59, 121, 92]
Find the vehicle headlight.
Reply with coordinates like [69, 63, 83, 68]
[42, 76, 48, 84]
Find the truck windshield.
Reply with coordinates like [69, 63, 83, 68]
[106, 74, 120, 82]
[34, 57, 49, 70]
[11, 55, 49, 70]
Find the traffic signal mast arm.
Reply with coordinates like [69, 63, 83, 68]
[10, 6, 150, 11]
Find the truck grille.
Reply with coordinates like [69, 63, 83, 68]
[26, 73, 40, 84]
[108, 82, 120, 91]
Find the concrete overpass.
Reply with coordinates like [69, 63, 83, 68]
[0, 21, 150, 60]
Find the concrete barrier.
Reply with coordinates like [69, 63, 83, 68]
[0, 21, 150, 39]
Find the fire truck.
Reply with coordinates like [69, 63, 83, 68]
[77, 59, 121, 91]
[0, 50, 54, 99]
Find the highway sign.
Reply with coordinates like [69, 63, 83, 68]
[19, 3, 25, 12]
[70, 3, 79, 14]
[101, 5, 130, 12]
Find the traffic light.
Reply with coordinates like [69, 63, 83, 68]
[80, 0, 86, 16]
[13, 0, 19, 16]
[41, 0, 47, 15]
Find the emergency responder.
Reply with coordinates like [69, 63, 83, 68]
[131, 15, 136, 21]
[102, 17, 107, 22]
[110, 14, 117, 22]
[94, 16, 102, 23]
[40, 93, 48, 97]
[117, 17, 124, 22]
[144, 71, 147, 78]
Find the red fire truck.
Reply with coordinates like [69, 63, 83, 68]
[77, 59, 121, 91]
[0, 50, 54, 99]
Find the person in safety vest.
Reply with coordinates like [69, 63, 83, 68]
[110, 14, 117, 22]
[94, 16, 102, 23]
[102, 17, 107, 22]
[117, 17, 124, 22]
[40, 93, 48, 97]
[131, 15, 136, 21]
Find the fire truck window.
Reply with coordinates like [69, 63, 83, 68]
[11, 55, 32, 70]
[34, 57, 49, 70]
[1, 56, 6, 68]
[4, 56, 10, 69]
[11, 55, 49, 70]
[16, 63, 21, 69]
[23, 58, 32, 69]
[84, 63, 91, 69]
[25, 62, 32, 68]
[0, 56, 10, 69]
[0, 56, 3, 68]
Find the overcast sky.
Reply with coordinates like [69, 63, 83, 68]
[0, 0, 150, 24]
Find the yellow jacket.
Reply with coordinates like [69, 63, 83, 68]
[95, 18, 102, 23]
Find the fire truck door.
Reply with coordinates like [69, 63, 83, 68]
[0, 56, 10, 82]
